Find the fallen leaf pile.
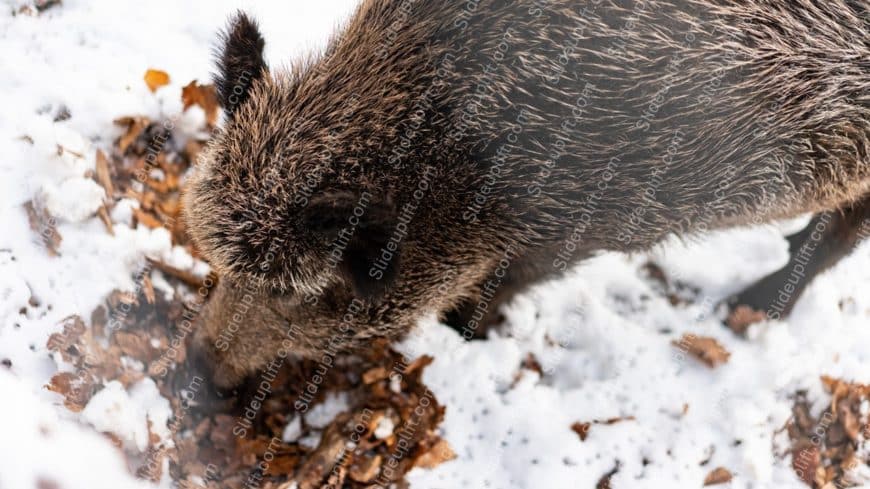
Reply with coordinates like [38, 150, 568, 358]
[787, 377, 870, 488]
[47, 287, 197, 415]
[108, 113, 198, 247]
[48, 287, 452, 488]
[43, 73, 452, 488]
[87, 72, 215, 283]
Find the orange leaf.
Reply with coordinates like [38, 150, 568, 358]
[144, 69, 170, 93]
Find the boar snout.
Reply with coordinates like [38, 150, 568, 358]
[184, 324, 250, 392]
[187, 279, 308, 390]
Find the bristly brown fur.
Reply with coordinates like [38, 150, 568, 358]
[183, 0, 870, 387]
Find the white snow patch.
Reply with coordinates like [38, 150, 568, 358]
[304, 392, 350, 429]
[81, 378, 171, 452]
[41, 177, 106, 223]
[0, 370, 150, 489]
[299, 432, 323, 450]
[374, 416, 395, 440]
[282, 415, 304, 443]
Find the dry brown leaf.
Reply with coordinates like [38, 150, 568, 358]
[571, 422, 591, 441]
[46, 371, 97, 412]
[97, 205, 114, 236]
[821, 376, 870, 406]
[673, 334, 731, 368]
[600, 416, 636, 425]
[181, 80, 219, 125]
[139, 191, 158, 212]
[726, 305, 766, 335]
[325, 464, 349, 489]
[146, 258, 211, 290]
[142, 274, 156, 305]
[113, 116, 150, 153]
[236, 438, 304, 477]
[403, 355, 433, 375]
[839, 404, 862, 442]
[113, 331, 153, 362]
[413, 438, 456, 469]
[157, 196, 180, 217]
[56, 144, 84, 159]
[133, 208, 163, 229]
[24, 200, 62, 256]
[265, 453, 303, 477]
[46, 315, 86, 359]
[520, 352, 543, 375]
[143, 172, 179, 193]
[94, 149, 115, 199]
[295, 421, 350, 489]
[362, 366, 389, 384]
[144, 69, 170, 93]
[571, 416, 635, 442]
[348, 455, 382, 483]
[703, 467, 733, 485]
[793, 445, 821, 486]
[137, 445, 165, 482]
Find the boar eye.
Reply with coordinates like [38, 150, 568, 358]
[303, 191, 400, 302]
[229, 210, 256, 231]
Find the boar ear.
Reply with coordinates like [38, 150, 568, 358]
[214, 11, 268, 117]
[304, 192, 400, 302]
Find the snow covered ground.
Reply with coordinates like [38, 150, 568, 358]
[1, 1, 868, 488]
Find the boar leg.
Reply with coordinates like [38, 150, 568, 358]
[444, 275, 525, 339]
[444, 250, 563, 339]
[728, 196, 870, 322]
